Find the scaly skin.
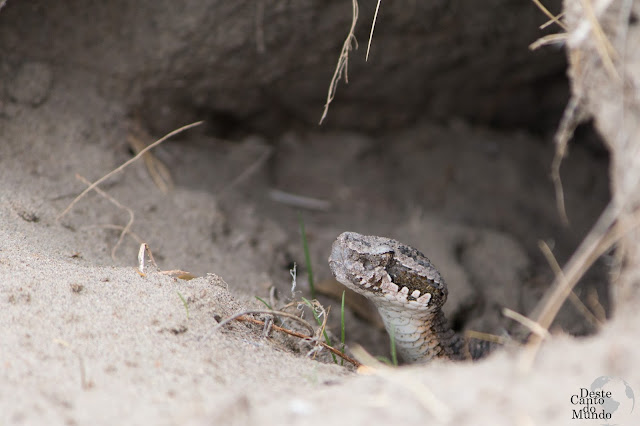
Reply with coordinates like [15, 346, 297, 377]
[329, 231, 490, 363]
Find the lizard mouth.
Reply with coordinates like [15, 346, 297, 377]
[385, 259, 447, 303]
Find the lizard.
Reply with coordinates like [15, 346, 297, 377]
[329, 231, 493, 363]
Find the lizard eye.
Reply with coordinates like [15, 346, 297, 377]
[361, 251, 393, 270]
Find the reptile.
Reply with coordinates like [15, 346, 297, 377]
[329, 231, 493, 363]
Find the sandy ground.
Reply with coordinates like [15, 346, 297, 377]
[1, 63, 639, 425]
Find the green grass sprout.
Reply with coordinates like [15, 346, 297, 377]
[177, 291, 189, 321]
[376, 356, 393, 365]
[298, 213, 316, 299]
[255, 296, 273, 310]
[340, 290, 346, 366]
[376, 326, 398, 366]
[390, 325, 398, 366]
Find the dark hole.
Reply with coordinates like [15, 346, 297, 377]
[199, 108, 247, 140]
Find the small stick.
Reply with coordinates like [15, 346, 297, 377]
[538, 240, 602, 329]
[217, 145, 272, 198]
[212, 310, 315, 337]
[502, 308, 550, 339]
[236, 315, 361, 368]
[127, 120, 174, 194]
[57, 121, 203, 221]
[540, 12, 566, 30]
[529, 33, 569, 50]
[519, 201, 622, 371]
[549, 96, 586, 225]
[577, 0, 619, 81]
[79, 224, 144, 245]
[76, 174, 134, 260]
[137, 242, 158, 275]
[319, 0, 359, 124]
[464, 330, 511, 346]
[529, 0, 568, 31]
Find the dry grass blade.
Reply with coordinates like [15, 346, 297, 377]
[518, 197, 640, 370]
[365, 0, 381, 61]
[76, 174, 134, 260]
[551, 96, 588, 225]
[57, 121, 203, 221]
[502, 308, 550, 339]
[464, 330, 511, 346]
[127, 120, 174, 194]
[538, 240, 602, 329]
[79, 224, 144, 246]
[529, 202, 616, 327]
[313, 301, 330, 340]
[530, 0, 568, 31]
[217, 144, 272, 198]
[529, 32, 568, 50]
[577, 0, 619, 81]
[319, 0, 359, 124]
[586, 286, 607, 323]
[540, 12, 566, 30]
[137, 242, 158, 274]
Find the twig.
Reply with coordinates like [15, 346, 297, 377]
[529, 202, 617, 327]
[586, 286, 607, 323]
[127, 119, 174, 194]
[550, 95, 587, 225]
[540, 12, 566, 30]
[236, 315, 361, 368]
[57, 121, 203, 221]
[518, 198, 640, 371]
[577, 0, 619, 81]
[217, 144, 272, 198]
[464, 330, 511, 346]
[530, 0, 568, 31]
[76, 174, 134, 260]
[137, 242, 158, 275]
[518, 0, 632, 372]
[529, 32, 568, 50]
[503, 308, 550, 339]
[54, 339, 92, 390]
[212, 310, 315, 337]
[79, 224, 144, 245]
[538, 240, 603, 329]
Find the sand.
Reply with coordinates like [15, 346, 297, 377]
[1, 2, 638, 424]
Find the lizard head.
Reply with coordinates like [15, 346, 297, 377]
[329, 231, 448, 310]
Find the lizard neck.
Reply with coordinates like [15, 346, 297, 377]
[376, 303, 468, 363]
